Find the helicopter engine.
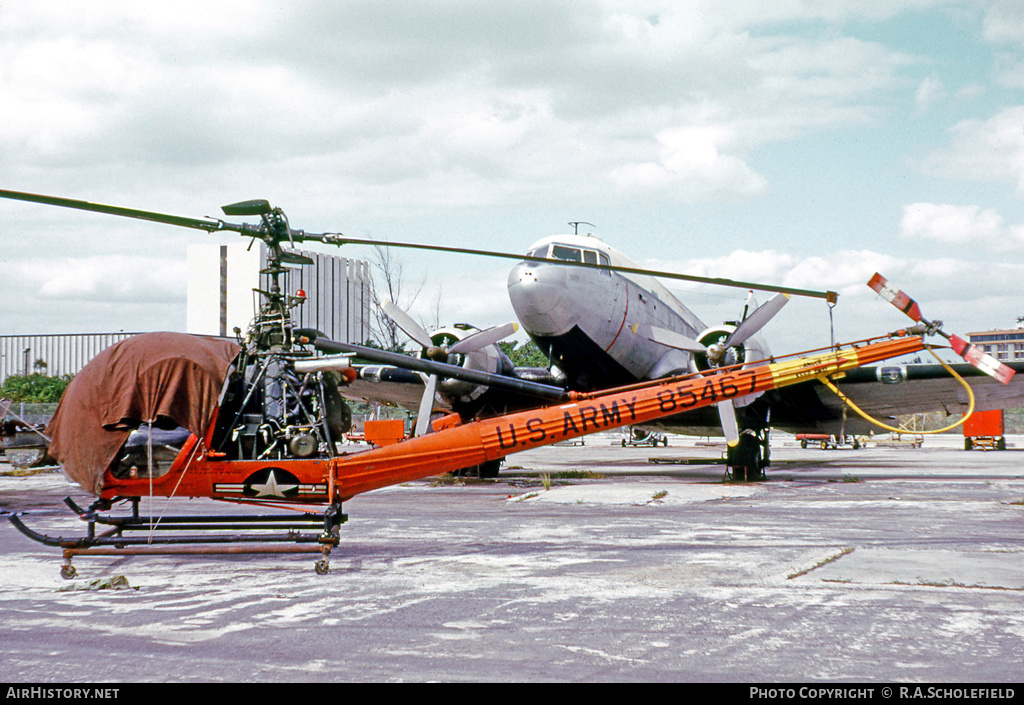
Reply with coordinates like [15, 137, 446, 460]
[213, 352, 353, 462]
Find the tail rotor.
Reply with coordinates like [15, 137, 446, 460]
[868, 273, 1015, 384]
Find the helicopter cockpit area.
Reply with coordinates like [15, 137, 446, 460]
[45, 331, 240, 496]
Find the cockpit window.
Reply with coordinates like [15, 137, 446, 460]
[530, 244, 610, 274]
[551, 245, 582, 262]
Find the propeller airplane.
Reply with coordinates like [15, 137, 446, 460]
[350, 228, 1024, 478]
[503, 230, 1024, 474]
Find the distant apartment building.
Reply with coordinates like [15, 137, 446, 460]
[968, 321, 1024, 362]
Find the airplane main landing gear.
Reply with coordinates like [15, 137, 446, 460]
[726, 428, 770, 481]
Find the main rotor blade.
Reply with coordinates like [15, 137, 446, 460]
[328, 236, 838, 302]
[0, 188, 225, 232]
[723, 292, 790, 348]
[0, 189, 316, 246]
[448, 322, 519, 354]
[381, 301, 433, 349]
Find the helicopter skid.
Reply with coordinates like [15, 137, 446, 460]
[8, 496, 345, 578]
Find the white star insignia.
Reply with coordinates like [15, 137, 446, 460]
[250, 470, 298, 498]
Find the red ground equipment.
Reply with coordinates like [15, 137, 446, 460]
[962, 409, 1006, 451]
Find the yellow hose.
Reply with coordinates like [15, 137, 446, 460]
[817, 345, 975, 435]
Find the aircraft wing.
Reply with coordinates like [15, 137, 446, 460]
[343, 353, 1024, 438]
[765, 361, 1024, 436]
[342, 366, 444, 414]
[634, 361, 1024, 438]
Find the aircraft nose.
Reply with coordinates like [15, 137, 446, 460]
[507, 261, 572, 336]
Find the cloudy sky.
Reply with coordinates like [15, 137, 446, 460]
[2, 0, 1023, 357]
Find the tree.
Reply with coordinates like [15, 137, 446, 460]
[0, 373, 72, 403]
[367, 241, 426, 352]
[499, 340, 550, 367]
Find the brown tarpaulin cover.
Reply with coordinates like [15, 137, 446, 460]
[46, 332, 240, 495]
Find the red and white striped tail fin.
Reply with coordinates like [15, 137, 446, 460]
[868, 273, 1015, 385]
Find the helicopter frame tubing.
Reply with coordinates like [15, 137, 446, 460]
[9, 496, 347, 578]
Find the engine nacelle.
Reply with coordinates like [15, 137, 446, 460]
[691, 323, 772, 407]
[420, 325, 513, 405]
[691, 325, 738, 371]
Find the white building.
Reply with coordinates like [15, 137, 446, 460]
[968, 321, 1024, 362]
[186, 242, 372, 343]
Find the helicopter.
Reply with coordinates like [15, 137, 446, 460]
[0, 189, 1011, 577]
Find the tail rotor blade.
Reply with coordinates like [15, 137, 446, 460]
[448, 322, 519, 354]
[867, 273, 923, 322]
[948, 334, 1016, 385]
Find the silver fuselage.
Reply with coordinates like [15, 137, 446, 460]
[508, 234, 730, 391]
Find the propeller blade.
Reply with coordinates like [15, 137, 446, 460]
[381, 301, 433, 348]
[867, 273, 1015, 385]
[634, 323, 707, 353]
[723, 292, 790, 348]
[448, 322, 519, 354]
[414, 374, 438, 437]
[717, 399, 740, 447]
